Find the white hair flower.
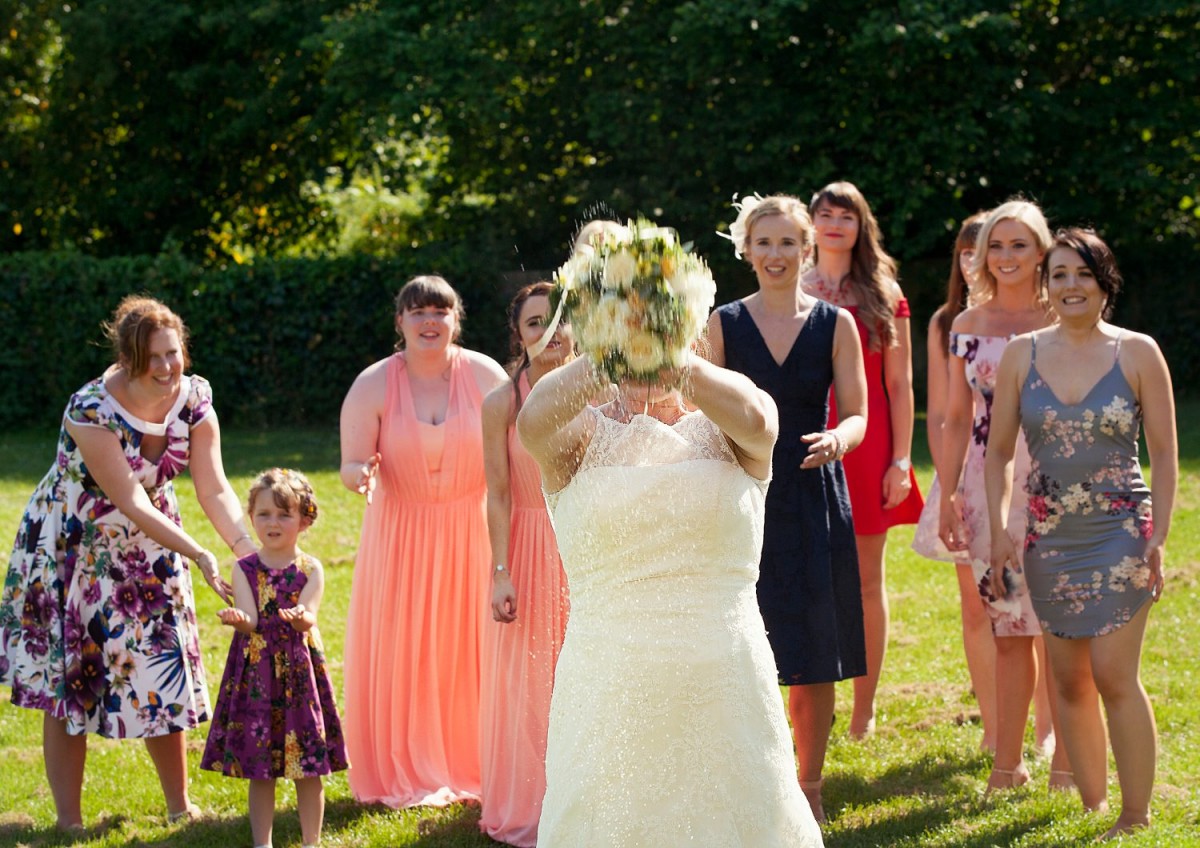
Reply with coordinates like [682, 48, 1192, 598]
[716, 192, 765, 259]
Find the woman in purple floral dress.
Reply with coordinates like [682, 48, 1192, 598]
[202, 469, 347, 848]
[0, 296, 254, 831]
[986, 228, 1175, 840]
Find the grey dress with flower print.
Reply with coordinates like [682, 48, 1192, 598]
[1020, 332, 1155, 638]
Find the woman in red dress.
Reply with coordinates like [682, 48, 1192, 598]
[801, 181, 924, 739]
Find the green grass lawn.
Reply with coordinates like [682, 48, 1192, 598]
[0, 407, 1197, 847]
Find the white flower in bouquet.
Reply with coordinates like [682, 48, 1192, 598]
[585, 296, 633, 350]
[603, 251, 638, 290]
[548, 216, 716, 382]
[623, 329, 667, 374]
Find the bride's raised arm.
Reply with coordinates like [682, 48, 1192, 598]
[517, 355, 606, 492]
[684, 354, 778, 480]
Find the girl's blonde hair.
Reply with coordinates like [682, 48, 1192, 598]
[248, 468, 319, 528]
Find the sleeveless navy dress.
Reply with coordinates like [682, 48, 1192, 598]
[718, 299, 866, 684]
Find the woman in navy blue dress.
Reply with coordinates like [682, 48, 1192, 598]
[708, 194, 867, 824]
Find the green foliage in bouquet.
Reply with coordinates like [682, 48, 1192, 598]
[549, 217, 716, 383]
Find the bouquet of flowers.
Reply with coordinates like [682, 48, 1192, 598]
[549, 217, 716, 383]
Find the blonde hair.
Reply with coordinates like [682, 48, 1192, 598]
[968, 199, 1053, 304]
[737, 195, 814, 261]
[247, 468, 319, 528]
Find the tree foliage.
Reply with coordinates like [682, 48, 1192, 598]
[1, 0, 1196, 274]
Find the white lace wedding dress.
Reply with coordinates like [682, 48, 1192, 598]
[539, 409, 823, 847]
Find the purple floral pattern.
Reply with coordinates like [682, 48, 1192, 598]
[950, 332, 1041, 637]
[1020, 343, 1155, 638]
[200, 554, 348, 779]
[0, 374, 212, 737]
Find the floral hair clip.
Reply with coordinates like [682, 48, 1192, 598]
[716, 192, 765, 260]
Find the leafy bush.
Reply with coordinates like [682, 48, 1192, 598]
[0, 251, 513, 429]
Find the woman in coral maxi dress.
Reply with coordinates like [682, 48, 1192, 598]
[340, 276, 507, 807]
[479, 283, 574, 846]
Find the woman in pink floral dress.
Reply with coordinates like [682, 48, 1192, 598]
[986, 228, 1175, 840]
[938, 201, 1070, 793]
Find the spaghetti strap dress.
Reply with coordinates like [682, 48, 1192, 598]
[718, 300, 865, 684]
[479, 372, 570, 847]
[343, 348, 489, 807]
[828, 300, 923, 533]
[1020, 332, 1155, 638]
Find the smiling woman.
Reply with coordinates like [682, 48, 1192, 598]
[985, 227, 1177, 839]
[338, 275, 508, 809]
[937, 200, 1076, 795]
[0, 294, 257, 832]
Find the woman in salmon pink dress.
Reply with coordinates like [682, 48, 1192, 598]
[800, 181, 923, 739]
[339, 275, 507, 808]
[478, 282, 574, 846]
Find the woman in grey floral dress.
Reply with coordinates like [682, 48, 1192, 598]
[0, 296, 254, 831]
[986, 228, 1176, 840]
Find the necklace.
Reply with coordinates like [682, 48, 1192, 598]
[803, 268, 849, 305]
[612, 391, 686, 425]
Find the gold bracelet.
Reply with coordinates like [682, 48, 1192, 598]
[229, 533, 253, 550]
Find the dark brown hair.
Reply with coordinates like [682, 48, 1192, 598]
[505, 281, 560, 414]
[933, 212, 988, 354]
[809, 181, 899, 351]
[102, 295, 190, 376]
[1041, 227, 1122, 321]
[393, 275, 465, 350]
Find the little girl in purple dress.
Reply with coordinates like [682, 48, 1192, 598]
[201, 469, 347, 848]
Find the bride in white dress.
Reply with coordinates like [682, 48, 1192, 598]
[518, 352, 824, 847]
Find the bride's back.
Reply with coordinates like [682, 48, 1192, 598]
[548, 409, 768, 633]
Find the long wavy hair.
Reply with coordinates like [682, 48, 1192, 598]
[810, 181, 898, 351]
[504, 281, 560, 414]
[932, 212, 988, 354]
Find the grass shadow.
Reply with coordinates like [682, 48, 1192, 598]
[0, 814, 126, 848]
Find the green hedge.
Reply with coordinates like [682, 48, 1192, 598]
[4, 246, 1195, 432]
[0, 251, 514, 430]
